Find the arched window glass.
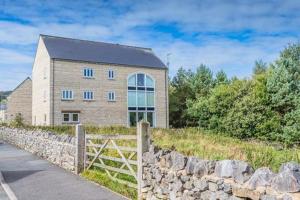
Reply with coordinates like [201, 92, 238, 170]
[128, 73, 155, 127]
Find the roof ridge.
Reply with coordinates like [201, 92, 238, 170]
[8, 77, 31, 97]
[40, 34, 153, 51]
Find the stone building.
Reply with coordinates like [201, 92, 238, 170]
[31, 35, 168, 128]
[0, 110, 7, 122]
[6, 77, 32, 124]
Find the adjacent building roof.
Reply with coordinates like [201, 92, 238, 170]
[41, 35, 167, 69]
[9, 77, 31, 95]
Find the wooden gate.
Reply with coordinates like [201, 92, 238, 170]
[75, 122, 150, 199]
[85, 134, 138, 188]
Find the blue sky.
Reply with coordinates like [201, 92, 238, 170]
[0, 0, 299, 90]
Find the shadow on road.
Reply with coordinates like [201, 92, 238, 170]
[2, 170, 43, 184]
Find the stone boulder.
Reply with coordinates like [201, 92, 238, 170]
[271, 162, 300, 193]
[244, 167, 275, 190]
[169, 151, 187, 170]
[185, 157, 215, 178]
[215, 160, 254, 184]
[280, 162, 300, 173]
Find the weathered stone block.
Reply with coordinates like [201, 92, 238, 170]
[244, 167, 275, 190]
[215, 160, 254, 184]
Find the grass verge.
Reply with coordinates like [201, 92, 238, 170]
[81, 169, 137, 199]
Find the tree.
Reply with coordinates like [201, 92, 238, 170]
[169, 67, 194, 127]
[215, 70, 229, 86]
[253, 60, 267, 75]
[266, 44, 300, 115]
[190, 65, 214, 98]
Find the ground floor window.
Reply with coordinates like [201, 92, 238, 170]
[62, 112, 79, 123]
[128, 111, 155, 127]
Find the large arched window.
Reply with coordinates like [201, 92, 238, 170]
[128, 73, 155, 127]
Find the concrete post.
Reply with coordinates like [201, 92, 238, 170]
[75, 124, 85, 174]
[137, 121, 150, 200]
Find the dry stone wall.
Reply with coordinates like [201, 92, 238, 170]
[142, 146, 300, 200]
[0, 127, 75, 172]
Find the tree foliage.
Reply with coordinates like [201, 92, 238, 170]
[169, 43, 300, 146]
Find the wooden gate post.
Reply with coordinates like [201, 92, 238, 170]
[137, 121, 150, 200]
[75, 124, 85, 174]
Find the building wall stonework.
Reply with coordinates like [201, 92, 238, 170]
[32, 37, 51, 126]
[51, 59, 168, 128]
[0, 110, 6, 122]
[141, 146, 300, 200]
[0, 126, 75, 172]
[6, 78, 32, 124]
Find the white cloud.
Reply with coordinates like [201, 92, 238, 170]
[0, 48, 32, 64]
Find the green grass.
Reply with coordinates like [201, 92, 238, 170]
[152, 128, 300, 172]
[82, 169, 137, 199]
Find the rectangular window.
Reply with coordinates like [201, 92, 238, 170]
[62, 90, 73, 100]
[63, 113, 69, 122]
[137, 91, 146, 107]
[108, 91, 115, 101]
[83, 91, 94, 100]
[83, 68, 94, 78]
[137, 74, 145, 86]
[146, 92, 154, 107]
[129, 112, 137, 127]
[62, 113, 79, 123]
[108, 69, 115, 79]
[128, 91, 136, 107]
[138, 112, 146, 122]
[72, 113, 79, 122]
[147, 112, 154, 127]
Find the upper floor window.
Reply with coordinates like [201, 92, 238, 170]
[83, 91, 94, 100]
[107, 91, 115, 101]
[128, 73, 154, 89]
[83, 68, 94, 78]
[62, 90, 73, 100]
[108, 69, 115, 79]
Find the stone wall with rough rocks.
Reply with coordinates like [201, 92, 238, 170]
[0, 127, 75, 172]
[142, 146, 300, 200]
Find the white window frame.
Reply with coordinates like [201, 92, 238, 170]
[83, 68, 94, 78]
[83, 91, 94, 100]
[107, 91, 116, 102]
[61, 90, 74, 100]
[62, 113, 79, 123]
[108, 69, 115, 80]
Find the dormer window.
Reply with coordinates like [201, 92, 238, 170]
[83, 68, 94, 78]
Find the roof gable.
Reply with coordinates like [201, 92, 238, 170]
[41, 35, 166, 69]
[8, 77, 31, 98]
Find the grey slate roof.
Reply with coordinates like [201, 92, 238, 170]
[41, 35, 167, 69]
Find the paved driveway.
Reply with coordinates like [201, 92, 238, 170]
[0, 142, 127, 200]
